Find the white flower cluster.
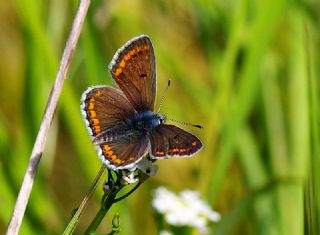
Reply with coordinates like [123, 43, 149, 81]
[159, 230, 173, 235]
[121, 158, 158, 184]
[152, 187, 220, 234]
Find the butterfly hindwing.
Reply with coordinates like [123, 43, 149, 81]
[98, 134, 149, 170]
[149, 124, 203, 159]
[108, 35, 156, 112]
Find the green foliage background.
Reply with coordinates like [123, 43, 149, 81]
[0, 0, 319, 234]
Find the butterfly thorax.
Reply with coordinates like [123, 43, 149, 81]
[130, 111, 165, 131]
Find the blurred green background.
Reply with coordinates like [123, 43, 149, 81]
[0, 0, 320, 234]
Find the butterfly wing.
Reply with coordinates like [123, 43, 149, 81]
[108, 35, 156, 112]
[81, 86, 135, 137]
[98, 134, 149, 170]
[81, 86, 149, 169]
[149, 124, 203, 158]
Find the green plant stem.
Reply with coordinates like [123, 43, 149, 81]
[63, 165, 106, 235]
[85, 207, 111, 234]
[85, 184, 123, 234]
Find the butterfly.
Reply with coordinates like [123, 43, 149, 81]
[81, 35, 203, 170]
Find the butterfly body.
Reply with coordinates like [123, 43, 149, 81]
[81, 35, 202, 170]
[91, 111, 165, 145]
[130, 111, 165, 131]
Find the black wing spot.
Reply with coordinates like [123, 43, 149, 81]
[139, 73, 147, 79]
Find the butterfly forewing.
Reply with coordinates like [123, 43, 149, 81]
[81, 86, 135, 137]
[109, 35, 156, 112]
[149, 124, 203, 158]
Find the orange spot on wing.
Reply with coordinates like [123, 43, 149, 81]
[113, 44, 151, 78]
[92, 119, 99, 125]
[103, 145, 111, 152]
[89, 110, 96, 118]
[155, 151, 165, 156]
[88, 102, 94, 109]
[106, 150, 114, 156]
[169, 148, 179, 154]
[129, 49, 136, 56]
[93, 126, 101, 133]
[124, 54, 131, 61]
[115, 68, 122, 76]
[101, 146, 125, 165]
[94, 90, 103, 97]
[109, 154, 124, 164]
[179, 148, 187, 153]
[91, 118, 101, 134]
[119, 60, 126, 68]
[114, 158, 124, 164]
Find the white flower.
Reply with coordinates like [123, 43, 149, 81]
[121, 170, 138, 184]
[159, 230, 173, 235]
[152, 187, 220, 234]
[120, 158, 158, 184]
[137, 158, 158, 176]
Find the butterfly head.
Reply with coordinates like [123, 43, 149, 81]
[159, 113, 166, 124]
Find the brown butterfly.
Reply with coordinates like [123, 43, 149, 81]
[81, 35, 202, 170]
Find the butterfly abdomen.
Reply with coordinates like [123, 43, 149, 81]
[92, 123, 139, 145]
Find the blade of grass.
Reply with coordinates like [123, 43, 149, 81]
[199, 0, 247, 194]
[305, 20, 320, 235]
[278, 10, 310, 235]
[6, 1, 90, 234]
[261, 55, 289, 178]
[207, 0, 287, 203]
[81, 22, 107, 85]
[237, 128, 280, 235]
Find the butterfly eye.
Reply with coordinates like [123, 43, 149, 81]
[159, 115, 166, 124]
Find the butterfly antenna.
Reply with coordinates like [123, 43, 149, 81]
[157, 80, 171, 113]
[167, 118, 203, 129]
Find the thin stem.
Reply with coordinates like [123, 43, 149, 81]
[63, 165, 106, 235]
[114, 181, 143, 203]
[85, 183, 123, 234]
[113, 172, 150, 203]
[5, 1, 90, 234]
[85, 171, 150, 233]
